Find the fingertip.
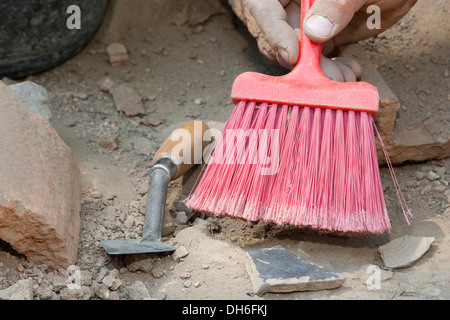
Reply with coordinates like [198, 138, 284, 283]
[276, 49, 296, 70]
[320, 56, 345, 82]
[303, 14, 335, 43]
[303, 0, 365, 43]
[334, 56, 362, 79]
[333, 59, 357, 82]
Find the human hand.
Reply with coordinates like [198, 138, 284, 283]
[247, 0, 417, 81]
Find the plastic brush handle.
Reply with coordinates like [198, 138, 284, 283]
[230, 0, 379, 113]
[286, 0, 325, 82]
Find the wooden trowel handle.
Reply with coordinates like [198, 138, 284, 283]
[152, 120, 210, 180]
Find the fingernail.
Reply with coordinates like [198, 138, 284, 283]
[277, 49, 289, 64]
[305, 15, 334, 38]
[277, 49, 292, 69]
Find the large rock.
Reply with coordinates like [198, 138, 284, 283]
[0, 81, 81, 269]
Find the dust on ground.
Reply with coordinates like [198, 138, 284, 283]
[1, 0, 449, 300]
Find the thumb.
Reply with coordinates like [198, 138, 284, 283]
[302, 0, 366, 43]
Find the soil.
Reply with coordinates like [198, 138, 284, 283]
[1, 0, 449, 300]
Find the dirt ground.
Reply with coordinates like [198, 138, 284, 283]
[1, 0, 449, 300]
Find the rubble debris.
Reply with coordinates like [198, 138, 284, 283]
[98, 136, 119, 151]
[106, 42, 130, 67]
[126, 281, 153, 300]
[127, 258, 154, 273]
[142, 115, 165, 127]
[172, 245, 189, 261]
[71, 92, 90, 100]
[151, 268, 164, 279]
[99, 77, 115, 93]
[427, 171, 440, 181]
[0, 279, 35, 300]
[175, 211, 188, 225]
[102, 274, 122, 291]
[110, 84, 145, 116]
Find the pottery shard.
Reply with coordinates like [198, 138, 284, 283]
[246, 246, 345, 295]
[110, 84, 145, 116]
[379, 235, 435, 269]
[0, 81, 82, 269]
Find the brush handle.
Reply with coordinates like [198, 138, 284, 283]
[286, 0, 325, 83]
[152, 120, 210, 180]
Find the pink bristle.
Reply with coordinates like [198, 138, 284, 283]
[363, 114, 391, 232]
[260, 105, 289, 221]
[315, 108, 335, 230]
[373, 118, 413, 224]
[332, 109, 346, 229]
[300, 107, 322, 228]
[226, 103, 268, 217]
[341, 111, 364, 232]
[264, 106, 300, 223]
[215, 102, 256, 215]
[186, 101, 247, 214]
[242, 104, 278, 221]
[289, 107, 311, 225]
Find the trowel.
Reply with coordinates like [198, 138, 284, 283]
[101, 120, 210, 255]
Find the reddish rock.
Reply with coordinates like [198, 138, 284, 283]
[98, 136, 119, 151]
[0, 81, 81, 269]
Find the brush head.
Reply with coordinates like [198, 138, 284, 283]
[186, 102, 392, 234]
[231, 71, 379, 115]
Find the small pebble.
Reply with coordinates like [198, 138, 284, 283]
[427, 171, 440, 181]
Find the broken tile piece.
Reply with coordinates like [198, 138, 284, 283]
[379, 235, 435, 269]
[245, 246, 345, 295]
[110, 84, 145, 116]
[106, 42, 130, 67]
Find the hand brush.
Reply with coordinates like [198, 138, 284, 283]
[187, 0, 412, 234]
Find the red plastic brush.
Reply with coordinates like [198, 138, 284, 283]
[187, 0, 412, 234]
